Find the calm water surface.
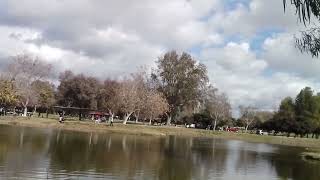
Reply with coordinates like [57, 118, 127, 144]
[0, 125, 319, 180]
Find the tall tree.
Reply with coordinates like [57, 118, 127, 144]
[239, 105, 257, 132]
[294, 87, 317, 136]
[265, 97, 297, 135]
[97, 79, 121, 123]
[152, 50, 209, 125]
[131, 69, 149, 123]
[116, 79, 140, 124]
[283, 0, 320, 57]
[6, 53, 52, 116]
[205, 87, 231, 131]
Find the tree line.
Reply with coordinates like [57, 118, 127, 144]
[2, 52, 320, 135]
[261, 87, 320, 138]
[0, 51, 232, 127]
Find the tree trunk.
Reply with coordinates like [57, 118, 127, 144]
[135, 111, 140, 123]
[149, 116, 153, 125]
[23, 106, 28, 117]
[213, 118, 218, 132]
[46, 108, 49, 118]
[22, 99, 29, 117]
[123, 112, 133, 124]
[245, 125, 249, 133]
[33, 105, 37, 114]
[166, 115, 172, 125]
[109, 113, 114, 124]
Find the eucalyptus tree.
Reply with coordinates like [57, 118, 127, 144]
[283, 0, 320, 57]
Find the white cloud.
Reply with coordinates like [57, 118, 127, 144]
[262, 32, 320, 79]
[201, 42, 267, 75]
[208, 0, 300, 37]
[201, 41, 320, 116]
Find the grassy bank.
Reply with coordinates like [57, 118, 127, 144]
[1, 116, 320, 149]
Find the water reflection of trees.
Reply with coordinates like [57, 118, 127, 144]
[0, 126, 231, 179]
[1, 125, 319, 180]
[47, 132, 230, 180]
[157, 136, 229, 180]
[0, 125, 51, 177]
[48, 131, 166, 179]
[270, 147, 320, 180]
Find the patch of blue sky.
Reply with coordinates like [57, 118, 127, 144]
[199, 0, 250, 22]
[0, 1, 8, 16]
[189, 45, 203, 57]
[262, 68, 276, 77]
[188, 40, 226, 58]
[224, 0, 250, 11]
[250, 28, 284, 56]
[189, 33, 243, 58]
[224, 33, 246, 44]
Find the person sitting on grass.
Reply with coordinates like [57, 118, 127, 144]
[59, 113, 64, 123]
[95, 116, 101, 124]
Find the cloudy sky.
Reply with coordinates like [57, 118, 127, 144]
[1, 0, 320, 115]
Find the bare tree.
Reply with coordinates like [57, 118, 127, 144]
[117, 79, 140, 124]
[239, 105, 257, 133]
[142, 90, 169, 125]
[6, 53, 52, 116]
[98, 79, 121, 123]
[131, 69, 148, 123]
[205, 88, 231, 131]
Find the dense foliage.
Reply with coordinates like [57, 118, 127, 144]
[151, 50, 209, 124]
[262, 87, 320, 138]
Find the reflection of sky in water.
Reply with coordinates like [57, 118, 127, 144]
[218, 140, 278, 180]
[0, 125, 318, 180]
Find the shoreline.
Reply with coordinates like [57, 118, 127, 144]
[1, 116, 320, 149]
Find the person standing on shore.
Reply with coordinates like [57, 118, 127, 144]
[110, 117, 113, 126]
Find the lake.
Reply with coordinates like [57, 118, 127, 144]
[0, 125, 319, 180]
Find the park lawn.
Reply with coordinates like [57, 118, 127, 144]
[1, 116, 320, 149]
